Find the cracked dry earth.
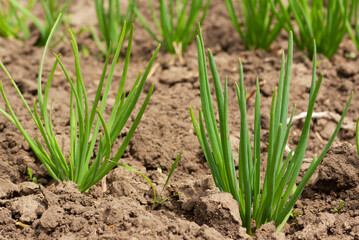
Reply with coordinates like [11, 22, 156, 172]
[0, 0, 359, 239]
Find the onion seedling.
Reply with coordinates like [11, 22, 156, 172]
[190, 25, 353, 235]
[135, 0, 210, 58]
[7, 0, 70, 46]
[272, 0, 354, 59]
[93, 0, 138, 55]
[0, 17, 161, 193]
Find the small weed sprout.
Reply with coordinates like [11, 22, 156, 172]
[334, 200, 344, 213]
[27, 167, 38, 184]
[114, 152, 182, 210]
[290, 211, 300, 219]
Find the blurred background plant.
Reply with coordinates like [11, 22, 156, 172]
[344, 0, 359, 52]
[6, 0, 70, 46]
[0, 0, 36, 39]
[92, 0, 138, 55]
[135, 0, 210, 62]
[224, 0, 283, 51]
[272, 0, 354, 59]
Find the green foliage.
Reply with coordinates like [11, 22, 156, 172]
[190, 26, 353, 235]
[224, 0, 283, 50]
[7, 0, 70, 46]
[27, 167, 39, 184]
[0, 18, 160, 193]
[135, 0, 210, 56]
[334, 200, 344, 213]
[273, 0, 354, 59]
[290, 210, 300, 218]
[93, 0, 137, 54]
[115, 152, 182, 210]
[344, 1, 359, 51]
[0, 0, 36, 39]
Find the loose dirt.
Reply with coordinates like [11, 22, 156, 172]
[0, 0, 358, 239]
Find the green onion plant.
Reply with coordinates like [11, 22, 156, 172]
[272, 0, 354, 59]
[190, 26, 353, 235]
[7, 0, 70, 46]
[93, 0, 138, 55]
[0, 17, 160, 193]
[0, 0, 35, 39]
[135, 0, 210, 57]
[224, 0, 283, 50]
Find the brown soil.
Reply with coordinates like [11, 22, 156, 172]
[0, 0, 358, 239]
